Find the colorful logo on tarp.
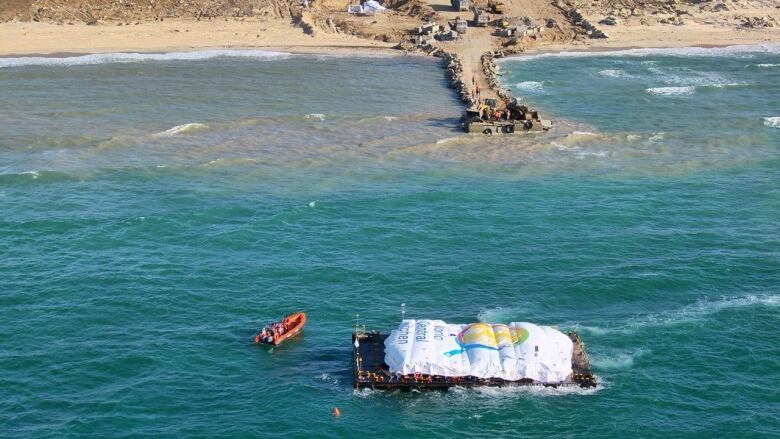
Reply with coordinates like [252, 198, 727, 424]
[444, 323, 529, 356]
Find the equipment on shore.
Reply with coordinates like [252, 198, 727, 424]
[488, 0, 505, 14]
[473, 8, 490, 27]
[353, 318, 596, 390]
[450, 0, 470, 12]
[451, 18, 468, 34]
[254, 312, 307, 346]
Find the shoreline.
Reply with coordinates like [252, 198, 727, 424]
[0, 45, 407, 60]
[3, 40, 777, 62]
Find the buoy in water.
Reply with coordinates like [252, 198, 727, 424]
[332, 407, 341, 417]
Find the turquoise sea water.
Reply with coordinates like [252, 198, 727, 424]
[1, 47, 779, 437]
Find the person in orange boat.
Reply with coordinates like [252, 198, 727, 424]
[256, 327, 274, 344]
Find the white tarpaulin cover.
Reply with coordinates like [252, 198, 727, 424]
[384, 320, 573, 383]
[347, 1, 385, 13]
[362, 0, 386, 12]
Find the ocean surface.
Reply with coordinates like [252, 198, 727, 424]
[1, 46, 779, 437]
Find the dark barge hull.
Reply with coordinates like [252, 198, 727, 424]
[353, 331, 597, 390]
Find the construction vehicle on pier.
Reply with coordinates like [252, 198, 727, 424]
[462, 98, 552, 135]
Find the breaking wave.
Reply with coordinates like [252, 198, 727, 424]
[644, 66, 746, 91]
[646, 86, 696, 96]
[648, 132, 665, 142]
[304, 113, 326, 121]
[702, 82, 744, 89]
[514, 81, 544, 93]
[501, 44, 780, 63]
[763, 117, 780, 128]
[598, 69, 633, 78]
[0, 49, 291, 68]
[155, 123, 210, 137]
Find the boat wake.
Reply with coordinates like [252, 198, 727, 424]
[577, 294, 780, 336]
[590, 348, 649, 371]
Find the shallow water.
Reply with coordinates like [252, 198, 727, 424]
[1, 48, 779, 437]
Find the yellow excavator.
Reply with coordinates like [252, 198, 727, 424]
[488, 0, 505, 14]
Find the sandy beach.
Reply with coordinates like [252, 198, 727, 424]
[0, 19, 398, 57]
[1, 13, 778, 58]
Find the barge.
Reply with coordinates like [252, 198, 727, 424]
[353, 320, 596, 390]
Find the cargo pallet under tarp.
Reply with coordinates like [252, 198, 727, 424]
[352, 330, 597, 390]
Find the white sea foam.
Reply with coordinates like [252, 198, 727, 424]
[647, 66, 726, 85]
[649, 132, 665, 142]
[702, 82, 743, 89]
[598, 69, 633, 78]
[156, 122, 209, 137]
[591, 348, 649, 370]
[575, 150, 609, 159]
[763, 117, 780, 128]
[477, 306, 513, 322]
[755, 63, 779, 68]
[436, 136, 460, 145]
[500, 44, 780, 63]
[514, 81, 544, 93]
[576, 294, 779, 336]
[598, 294, 779, 335]
[0, 49, 291, 68]
[305, 113, 326, 121]
[315, 373, 340, 385]
[453, 383, 603, 397]
[646, 86, 696, 96]
[628, 294, 780, 329]
[477, 305, 544, 323]
[577, 325, 612, 336]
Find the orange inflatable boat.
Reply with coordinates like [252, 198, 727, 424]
[254, 312, 306, 346]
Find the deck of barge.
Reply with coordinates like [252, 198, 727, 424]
[352, 330, 597, 390]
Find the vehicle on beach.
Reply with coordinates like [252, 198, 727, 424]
[488, 0, 506, 14]
[450, 0, 470, 12]
[473, 8, 490, 27]
[462, 98, 552, 135]
[254, 312, 307, 346]
[353, 319, 596, 391]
